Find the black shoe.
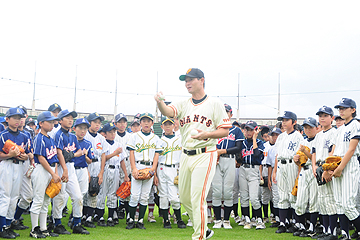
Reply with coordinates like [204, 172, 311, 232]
[336, 228, 341, 236]
[300, 229, 316, 238]
[206, 229, 214, 239]
[0, 227, 16, 239]
[10, 219, 29, 230]
[293, 229, 305, 236]
[164, 220, 172, 229]
[126, 220, 135, 230]
[53, 224, 71, 235]
[118, 209, 125, 219]
[270, 222, 280, 228]
[41, 229, 59, 237]
[97, 218, 107, 227]
[177, 220, 186, 229]
[93, 215, 99, 222]
[47, 221, 54, 231]
[29, 226, 46, 239]
[62, 207, 68, 216]
[321, 234, 338, 240]
[312, 232, 326, 239]
[107, 219, 115, 227]
[84, 220, 96, 228]
[136, 222, 146, 230]
[286, 224, 298, 233]
[67, 220, 73, 229]
[276, 225, 287, 233]
[73, 224, 89, 235]
[5, 228, 19, 238]
[113, 218, 119, 225]
[351, 231, 359, 239]
[338, 234, 350, 240]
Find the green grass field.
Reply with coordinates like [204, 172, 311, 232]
[15, 204, 352, 240]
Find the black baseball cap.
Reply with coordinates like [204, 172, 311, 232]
[232, 121, 240, 127]
[87, 112, 105, 122]
[179, 68, 204, 81]
[48, 103, 62, 112]
[302, 117, 318, 128]
[316, 106, 334, 116]
[277, 111, 297, 121]
[224, 104, 232, 113]
[270, 127, 282, 135]
[58, 109, 77, 120]
[334, 115, 343, 120]
[102, 122, 117, 132]
[131, 118, 140, 126]
[334, 98, 356, 109]
[244, 120, 258, 130]
[115, 113, 127, 122]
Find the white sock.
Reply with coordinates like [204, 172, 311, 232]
[30, 213, 39, 231]
[39, 213, 47, 231]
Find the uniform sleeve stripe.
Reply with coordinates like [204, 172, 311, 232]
[216, 124, 232, 129]
[169, 105, 178, 118]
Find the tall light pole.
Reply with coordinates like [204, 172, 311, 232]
[31, 61, 36, 115]
[73, 65, 77, 111]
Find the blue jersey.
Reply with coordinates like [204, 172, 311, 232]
[73, 138, 94, 168]
[21, 129, 33, 153]
[217, 126, 244, 149]
[240, 138, 265, 165]
[54, 128, 81, 162]
[0, 128, 31, 155]
[33, 133, 59, 165]
[0, 124, 5, 133]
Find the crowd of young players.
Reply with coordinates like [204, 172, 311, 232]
[0, 97, 359, 240]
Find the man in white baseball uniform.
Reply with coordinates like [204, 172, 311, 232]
[155, 68, 231, 240]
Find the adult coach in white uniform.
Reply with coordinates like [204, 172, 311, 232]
[155, 68, 231, 240]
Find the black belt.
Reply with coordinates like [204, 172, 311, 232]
[220, 154, 235, 158]
[303, 165, 310, 170]
[280, 159, 292, 164]
[108, 165, 115, 169]
[92, 158, 99, 162]
[50, 162, 57, 167]
[183, 148, 206, 156]
[137, 161, 152, 166]
[242, 164, 259, 168]
[160, 163, 178, 168]
[12, 159, 22, 164]
[75, 166, 86, 169]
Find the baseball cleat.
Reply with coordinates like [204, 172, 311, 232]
[234, 216, 241, 223]
[187, 219, 193, 227]
[223, 220, 232, 229]
[41, 229, 59, 237]
[126, 220, 135, 230]
[5, 228, 19, 238]
[107, 218, 115, 227]
[212, 220, 222, 229]
[270, 222, 280, 228]
[293, 228, 305, 236]
[177, 220, 186, 229]
[147, 215, 156, 223]
[275, 225, 287, 233]
[10, 219, 29, 230]
[72, 224, 89, 234]
[97, 218, 107, 227]
[84, 220, 96, 228]
[136, 222, 146, 230]
[163, 220, 172, 229]
[255, 218, 266, 230]
[29, 226, 46, 239]
[205, 229, 214, 239]
[53, 224, 71, 235]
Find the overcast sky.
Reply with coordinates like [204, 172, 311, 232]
[1, 1, 360, 120]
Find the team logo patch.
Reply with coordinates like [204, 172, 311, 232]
[186, 68, 192, 74]
[95, 112, 99, 116]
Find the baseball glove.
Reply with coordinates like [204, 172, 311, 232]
[2, 139, 25, 156]
[88, 176, 100, 197]
[291, 176, 299, 196]
[316, 166, 326, 186]
[62, 149, 74, 163]
[322, 156, 342, 171]
[135, 168, 154, 180]
[45, 179, 62, 198]
[296, 146, 311, 167]
[174, 175, 179, 185]
[116, 181, 131, 199]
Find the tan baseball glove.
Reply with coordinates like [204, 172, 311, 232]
[291, 176, 299, 196]
[45, 179, 62, 198]
[296, 146, 311, 167]
[135, 168, 154, 180]
[322, 156, 342, 171]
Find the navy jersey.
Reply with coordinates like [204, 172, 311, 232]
[54, 128, 81, 162]
[0, 124, 5, 133]
[73, 138, 94, 168]
[0, 128, 31, 155]
[217, 126, 244, 150]
[22, 129, 33, 154]
[240, 138, 265, 165]
[33, 132, 59, 165]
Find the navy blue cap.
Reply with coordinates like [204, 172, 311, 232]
[232, 121, 240, 127]
[260, 125, 270, 131]
[25, 117, 37, 125]
[316, 106, 334, 116]
[244, 120, 258, 130]
[48, 103, 62, 112]
[37, 111, 59, 122]
[98, 127, 104, 133]
[58, 109, 77, 120]
[17, 105, 27, 115]
[131, 118, 140, 126]
[134, 113, 141, 119]
[102, 122, 117, 132]
[334, 115, 343, 120]
[161, 117, 174, 125]
[270, 127, 282, 135]
[6, 108, 25, 118]
[0, 117, 5, 123]
[115, 113, 127, 122]
[224, 104, 232, 113]
[87, 112, 104, 122]
[179, 68, 204, 81]
[335, 98, 356, 109]
[277, 111, 297, 121]
[302, 117, 318, 128]
[74, 118, 90, 128]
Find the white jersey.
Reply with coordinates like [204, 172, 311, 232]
[303, 136, 316, 165]
[114, 131, 131, 158]
[105, 140, 126, 167]
[267, 145, 277, 168]
[48, 123, 61, 139]
[313, 127, 337, 161]
[169, 96, 232, 150]
[333, 119, 360, 157]
[275, 130, 305, 160]
[158, 135, 182, 165]
[127, 131, 162, 162]
[84, 131, 108, 160]
[262, 141, 271, 165]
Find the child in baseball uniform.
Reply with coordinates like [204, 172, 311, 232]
[47, 104, 62, 139]
[83, 112, 107, 228]
[126, 113, 161, 230]
[114, 113, 131, 221]
[0, 108, 33, 239]
[334, 115, 345, 129]
[96, 122, 127, 227]
[130, 119, 141, 133]
[238, 120, 265, 230]
[293, 117, 319, 237]
[311, 106, 338, 240]
[267, 127, 282, 228]
[52, 109, 89, 235]
[212, 104, 243, 229]
[329, 98, 360, 240]
[158, 117, 186, 229]
[272, 111, 305, 234]
[70, 118, 94, 225]
[29, 111, 61, 238]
